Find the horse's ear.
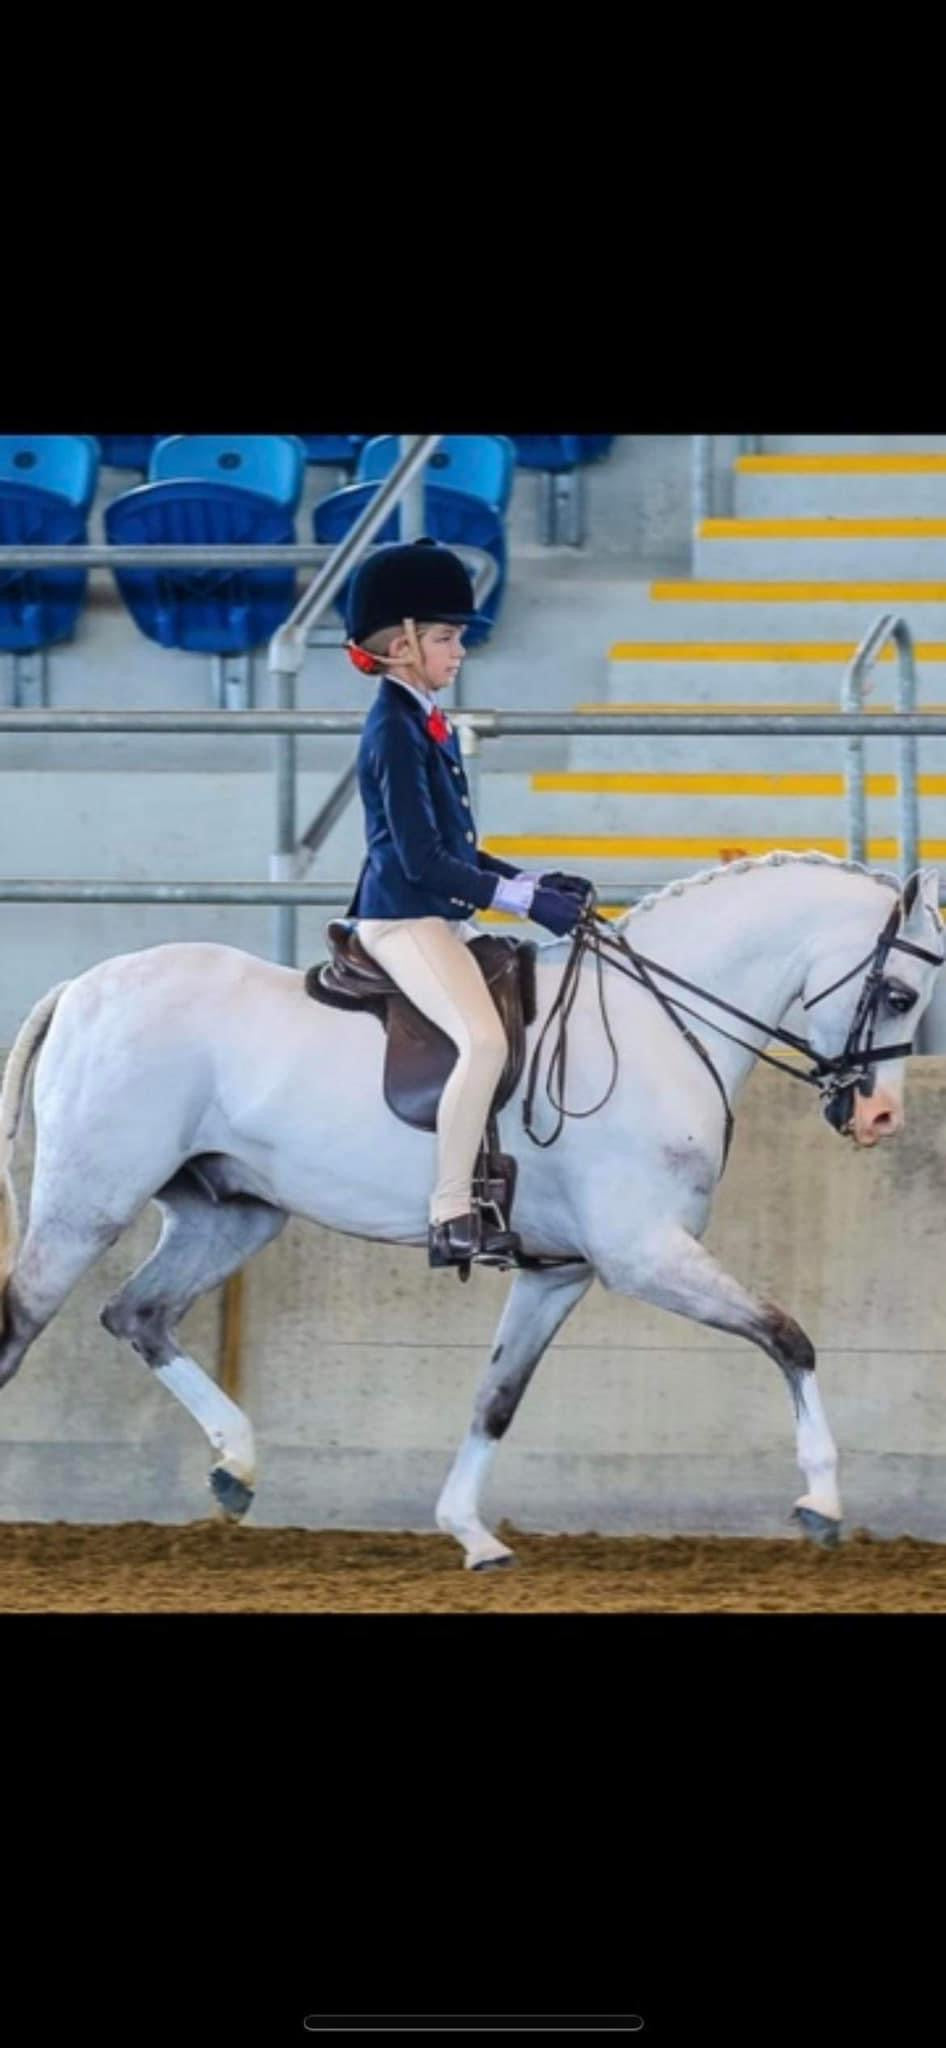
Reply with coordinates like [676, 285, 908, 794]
[902, 867, 942, 927]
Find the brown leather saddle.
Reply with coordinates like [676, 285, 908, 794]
[305, 920, 538, 1133]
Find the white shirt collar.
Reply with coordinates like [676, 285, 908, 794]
[384, 673, 437, 718]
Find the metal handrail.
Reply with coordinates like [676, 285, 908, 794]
[3, 702, 944, 919]
[0, 878, 689, 907]
[2, 709, 945, 736]
[842, 612, 920, 879]
[0, 546, 381, 568]
[266, 436, 442, 682]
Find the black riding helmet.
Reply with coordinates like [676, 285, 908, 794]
[346, 537, 490, 645]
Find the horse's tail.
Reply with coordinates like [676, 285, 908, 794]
[0, 981, 71, 1291]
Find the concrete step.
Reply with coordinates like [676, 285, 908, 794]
[605, 640, 946, 700]
[734, 456, 946, 517]
[647, 581, 946, 638]
[693, 520, 946, 580]
[564, 726, 944, 774]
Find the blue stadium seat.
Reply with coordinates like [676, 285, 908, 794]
[96, 436, 160, 472]
[300, 435, 367, 468]
[105, 480, 297, 653]
[578, 435, 616, 463]
[313, 482, 506, 643]
[0, 435, 99, 512]
[511, 435, 615, 472]
[357, 435, 516, 513]
[0, 483, 89, 652]
[150, 434, 305, 511]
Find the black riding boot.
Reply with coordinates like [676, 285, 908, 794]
[428, 1211, 522, 1270]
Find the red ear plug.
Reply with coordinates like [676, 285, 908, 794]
[347, 643, 381, 674]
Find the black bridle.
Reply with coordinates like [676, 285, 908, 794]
[522, 892, 943, 1166]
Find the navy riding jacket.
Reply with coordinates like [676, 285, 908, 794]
[347, 677, 519, 920]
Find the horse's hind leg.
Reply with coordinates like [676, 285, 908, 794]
[100, 1166, 287, 1520]
[0, 1205, 132, 1391]
[436, 1260, 594, 1569]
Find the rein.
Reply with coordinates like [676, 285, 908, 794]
[522, 895, 941, 1162]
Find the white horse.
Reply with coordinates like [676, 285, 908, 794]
[0, 852, 941, 1568]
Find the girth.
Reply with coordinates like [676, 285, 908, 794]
[305, 921, 538, 1132]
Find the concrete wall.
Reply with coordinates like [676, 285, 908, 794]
[2, 1056, 946, 1537]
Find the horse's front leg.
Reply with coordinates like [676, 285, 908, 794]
[598, 1226, 842, 1544]
[436, 1260, 594, 1569]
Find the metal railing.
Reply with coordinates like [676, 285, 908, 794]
[842, 612, 920, 879]
[1, 687, 944, 911]
[1, 576, 940, 943]
[2, 707, 944, 736]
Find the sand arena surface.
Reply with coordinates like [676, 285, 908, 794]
[1, 1521, 945, 1611]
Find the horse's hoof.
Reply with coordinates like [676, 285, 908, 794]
[793, 1505, 842, 1548]
[469, 1549, 516, 1572]
[209, 1467, 254, 1521]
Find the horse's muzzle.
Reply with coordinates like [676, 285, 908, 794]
[822, 1077, 902, 1143]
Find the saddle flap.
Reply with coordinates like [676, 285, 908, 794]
[305, 929, 538, 1133]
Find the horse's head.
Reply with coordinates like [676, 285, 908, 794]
[801, 867, 944, 1145]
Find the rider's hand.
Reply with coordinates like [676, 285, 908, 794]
[530, 884, 587, 936]
[539, 870, 595, 904]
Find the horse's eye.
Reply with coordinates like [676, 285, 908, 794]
[884, 980, 917, 1014]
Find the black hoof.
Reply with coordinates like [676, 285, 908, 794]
[470, 1551, 516, 1572]
[793, 1505, 842, 1548]
[209, 1467, 254, 1520]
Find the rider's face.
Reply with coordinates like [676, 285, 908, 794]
[387, 622, 466, 693]
[416, 624, 467, 692]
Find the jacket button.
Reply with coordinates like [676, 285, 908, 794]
[465, 830, 474, 843]
[452, 765, 461, 776]
[461, 796, 470, 808]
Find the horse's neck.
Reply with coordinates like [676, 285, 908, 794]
[613, 866, 886, 1094]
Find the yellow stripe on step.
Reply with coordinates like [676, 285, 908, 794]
[531, 772, 905, 797]
[651, 582, 946, 601]
[608, 641, 946, 662]
[699, 519, 946, 539]
[735, 455, 946, 474]
[484, 834, 946, 861]
[532, 771, 849, 795]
